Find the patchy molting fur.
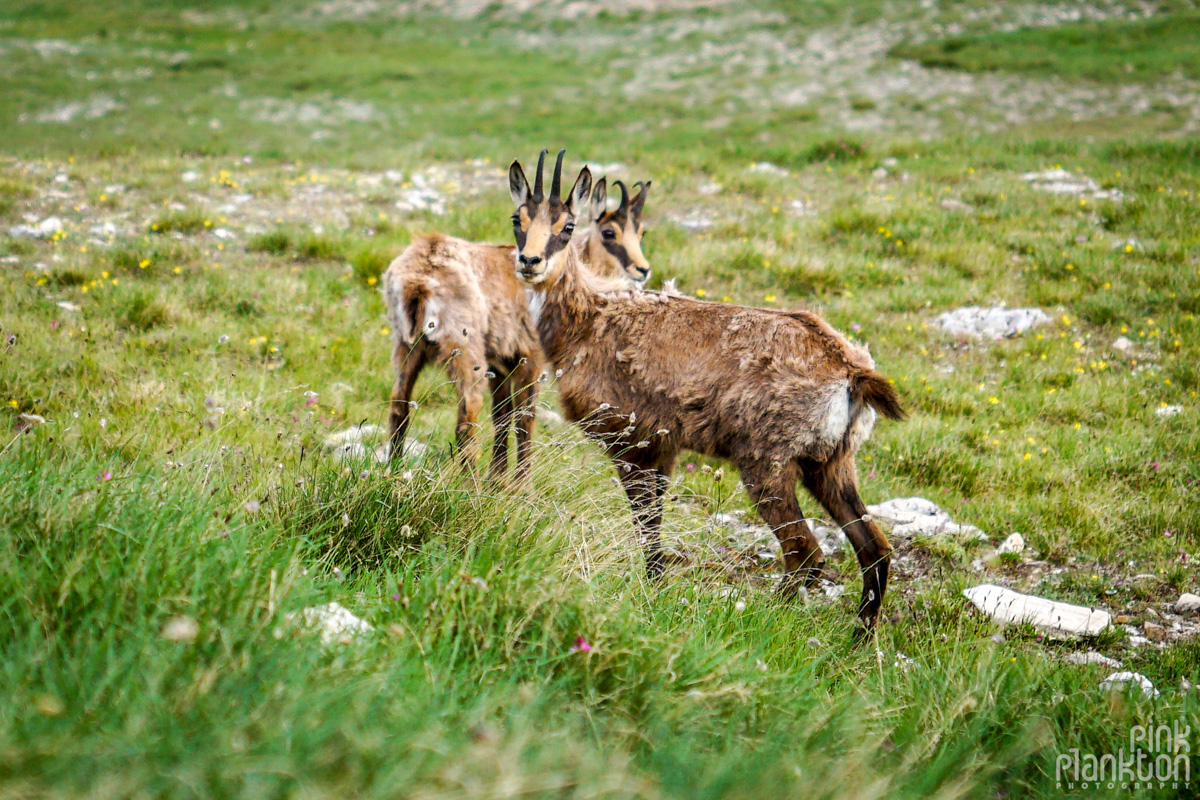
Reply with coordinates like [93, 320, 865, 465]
[513, 183, 906, 629]
[382, 155, 651, 481]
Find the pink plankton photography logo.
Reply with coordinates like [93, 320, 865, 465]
[1057, 720, 1192, 791]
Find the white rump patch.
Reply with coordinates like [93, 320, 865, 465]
[817, 382, 851, 449]
[421, 297, 443, 340]
[847, 403, 876, 451]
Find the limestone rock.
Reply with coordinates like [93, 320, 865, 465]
[285, 601, 373, 645]
[867, 497, 985, 540]
[933, 306, 1050, 339]
[962, 584, 1110, 637]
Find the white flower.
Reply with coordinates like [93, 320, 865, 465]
[99, 417, 108, 428]
[244, 500, 261, 513]
[218, 334, 230, 344]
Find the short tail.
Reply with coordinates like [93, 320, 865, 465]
[401, 283, 432, 344]
[853, 371, 906, 421]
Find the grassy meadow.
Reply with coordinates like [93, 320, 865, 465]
[2, 0, 1200, 797]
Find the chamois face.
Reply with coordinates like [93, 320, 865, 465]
[508, 149, 592, 286]
[588, 177, 652, 286]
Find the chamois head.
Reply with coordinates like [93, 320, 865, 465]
[588, 177, 652, 286]
[508, 149, 592, 285]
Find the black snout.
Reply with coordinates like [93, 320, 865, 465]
[635, 266, 650, 280]
[518, 254, 542, 268]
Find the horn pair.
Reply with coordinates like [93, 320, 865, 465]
[532, 148, 567, 201]
[610, 180, 645, 215]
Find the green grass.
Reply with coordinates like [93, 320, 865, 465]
[3, 0, 1200, 797]
[892, 12, 1200, 83]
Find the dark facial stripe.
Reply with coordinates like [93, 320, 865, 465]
[602, 238, 630, 267]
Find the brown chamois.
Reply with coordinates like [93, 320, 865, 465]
[507, 153, 905, 631]
[383, 150, 653, 481]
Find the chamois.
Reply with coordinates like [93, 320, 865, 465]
[383, 150, 652, 481]
[507, 152, 905, 631]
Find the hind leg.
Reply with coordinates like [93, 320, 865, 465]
[800, 455, 892, 633]
[389, 341, 427, 461]
[741, 460, 826, 598]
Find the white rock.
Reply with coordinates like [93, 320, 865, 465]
[1155, 405, 1183, 418]
[697, 181, 722, 195]
[56, 300, 80, 312]
[870, 167, 888, 180]
[1022, 169, 1123, 201]
[939, 198, 974, 213]
[747, 162, 789, 177]
[586, 161, 625, 175]
[213, 227, 235, 240]
[1175, 593, 1200, 614]
[161, 615, 199, 642]
[285, 602, 373, 645]
[867, 497, 986, 540]
[933, 306, 1051, 339]
[1065, 651, 1122, 668]
[997, 533, 1025, 555]
[9, 216, 63, 239]
[1099, 671, 1158, 698]
[322, 424, 385, 448]
[962, 584, 1110, 637]
[181, 170, 199, 183]
[1111, 336, 1134, 353]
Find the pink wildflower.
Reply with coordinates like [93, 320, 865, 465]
[571, 636, 592, 654]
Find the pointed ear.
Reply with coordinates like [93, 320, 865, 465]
[590, 177, 608, 222]
[566, 166, 592, 216]
[508, 160, 530, 207]
[630, 180, 651, 219]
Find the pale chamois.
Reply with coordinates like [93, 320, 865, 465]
[383, 150, 652, 481]
[507, 152, 905, 631]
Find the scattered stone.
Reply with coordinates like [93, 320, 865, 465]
[822, 582, 845, 599]
[939, 198, 974, 213]
[213, 227, 235, 240]
[996, 532, 1025, 555]
[1065, 651, 1121, 669]
[697, 181, 722, 195]
[394, 172, 447, 215]
[870, 167, 888, 180]
[867, 497, 985, 540]
[9, 216, 62, 239]
[33, 95, 122, 123]
[747, 162, 789, 177]
[285, 602, 373, 645]
[806, 637, 822, 648]
[668, 209, 716, 232]
[1182, 678, 1194, 693]
[1174, 593, 1200, 614]
[56, 300, 80, 312]
[181, 170, 200, 183]
[933, 306, 1051, 339]
[1155, 405, 1183, 418]
[962, 584, 1111, 637]
[1111, 336, 1134, 354]
[1143, 621, 1168, 642]
[1114, 615, 1132, 624]
[322, 424, 425, 463]
[161, 615, 199, 642]
[1099, 671, 1158, 698]
[1022, 169, 1123, 201]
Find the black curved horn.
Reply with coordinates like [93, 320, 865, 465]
[533, 148, 548, 199]
[551, 149, 566, 198]
[613, 180, 630, 215]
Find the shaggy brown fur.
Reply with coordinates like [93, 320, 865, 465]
[384, 151, 652, 481]
[507, 155, 905, 631]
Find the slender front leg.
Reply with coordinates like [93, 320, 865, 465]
[389, 341, 427, 461]
[487, 371, 515, 481]
[510, 361, 538, 484]
[446, 347, 487, 476]
[618, 461, 669, 579]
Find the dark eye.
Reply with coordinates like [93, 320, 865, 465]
[562, 223, 575, 237]
[601, 228, 616, 240]
[511, 214, 520, 226]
